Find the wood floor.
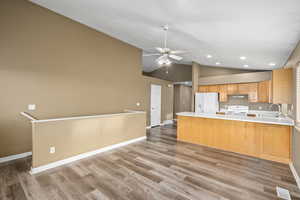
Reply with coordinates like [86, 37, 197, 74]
[1, 125, 300, 200]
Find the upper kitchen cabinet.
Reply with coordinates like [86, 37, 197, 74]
[238, 83, 250, 94]
[227, 84, 238, 95]
[238, 83, 258, 103]
[198, 86, 208, 92]
[247, 83, 258, 103]
[198, 85, 228, 102]
[272, 68, 293, 104]
[208, 85, 218, 92]
[218, 85, 228, 102]
[198, 80, 273, 103]
[258, 80, 272, 103]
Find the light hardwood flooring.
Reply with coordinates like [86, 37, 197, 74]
[0, 125, 300, 200]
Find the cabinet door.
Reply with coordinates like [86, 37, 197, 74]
[258, 80, 272, 103]
[227, 84, 238, 95]
[258, 124, 291, 163]
[244, 122, 260, 156]
[219, 85, 228, 102]
[208, 85, 219, 92]
[272, 68, 292, 104]
[247, 83, 258, 103]
[214, 119, 232, 150]
[228, 121, 246, 153]
[228, 122, 260, 157]
[238, 83, 250, 94]
[195, 118, 216, 147]
[177, 116, 192, 142]
[198, 86, 208, 92]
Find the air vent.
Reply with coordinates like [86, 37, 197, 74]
[276, 186, 291, 200]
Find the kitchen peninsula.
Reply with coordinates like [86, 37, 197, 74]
[177, 112, 294, 163]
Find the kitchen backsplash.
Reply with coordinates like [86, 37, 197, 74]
[220, 95, 274, 111]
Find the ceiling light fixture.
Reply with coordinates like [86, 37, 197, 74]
[158, 58, 172, 66]
[207, 55, 212, 58]
[240, 56, 247, 60]
[269, 62, 276, 66]
[216, 62, 220, 65]
[244, 64, 249, 68]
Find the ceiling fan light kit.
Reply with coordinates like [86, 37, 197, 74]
[158, 58, 172, 66]
[144, 25, 187, 67]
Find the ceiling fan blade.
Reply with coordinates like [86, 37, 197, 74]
[156, 47, 164, 53]
[169, 54, 183, 61]
[170, 50, 187, 55]
[143, 53, 161, 57]
[155, 54, 167, 62]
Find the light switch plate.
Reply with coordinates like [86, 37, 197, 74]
[28, 104, 36, 111]
[50, 147, 55, 154]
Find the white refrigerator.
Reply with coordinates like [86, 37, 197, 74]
[195, 92, 219, 114]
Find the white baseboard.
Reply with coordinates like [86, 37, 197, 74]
[0, 152, 32, 164]
[289, 162, 300, 189]
[30, 136, 146, 175]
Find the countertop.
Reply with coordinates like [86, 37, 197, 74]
[176, 112, 294, 126]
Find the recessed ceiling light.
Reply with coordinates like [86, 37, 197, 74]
[207, 55, 212, 58]
[240, 56, 247, 60]
[269, 62, 276, 66]
[244, 64, 249, 68]
[216, 62, 221, 65]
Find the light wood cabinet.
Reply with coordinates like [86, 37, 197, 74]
[272, 68, 293, 104]
[198, 81, 269, 103]
[237, 83, 258, 102]
[198, 86, 208, 92]
[177, 116, 192, 143]
[208, 85, 218, 92]
[258, 80, 272, 103]
[227, 84, 238, 95]
[258, 124, 291, 163]
[237, 83, 250, 94]
[218, 84, 228, 102]
[177, 116, 291, 163]
[248, 83, 258, 103]
[227, 121, 259, 157]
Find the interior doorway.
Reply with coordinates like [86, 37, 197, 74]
[150, 84, 162, 127]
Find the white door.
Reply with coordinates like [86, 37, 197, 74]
[151, 84, 161, 127]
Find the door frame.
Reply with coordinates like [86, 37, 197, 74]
[150, 84, 162, 127]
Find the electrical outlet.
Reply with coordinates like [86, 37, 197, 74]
[28, 104, 36, 111]
[50, 147, 55, 154]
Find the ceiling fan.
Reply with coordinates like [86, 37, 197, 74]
[143, 25, 187, 66]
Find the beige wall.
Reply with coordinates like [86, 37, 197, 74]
[284, 41, 300, 174]
[0, 0, 173, 157]
[32, 112, 146, 167]
[199, 65, 253, 77]
[143, 64, 192, 82]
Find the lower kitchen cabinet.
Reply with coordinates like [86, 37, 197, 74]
[177, 116, 192, 143]
[177, 116, 291, 163]
[228, 122, 260, 157]
[258, 124, 291, 163]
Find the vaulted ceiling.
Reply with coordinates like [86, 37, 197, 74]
[30, 0, 300, 72]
